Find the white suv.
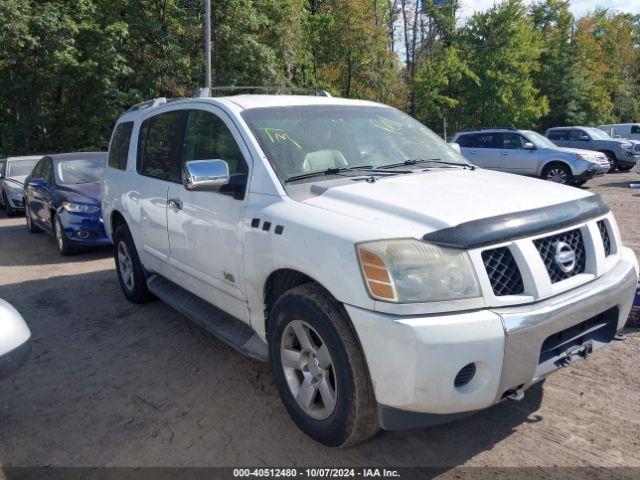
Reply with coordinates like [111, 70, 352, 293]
[103, 91, 638, 447]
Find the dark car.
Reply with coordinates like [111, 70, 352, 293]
[24, 152, 110, 255]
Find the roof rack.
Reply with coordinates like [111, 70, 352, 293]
[193, 86, 332, 98]
[126, 97, 168, 113]
[460, 127, 518, 132]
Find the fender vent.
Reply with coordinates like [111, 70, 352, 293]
[454, 363, 476, 388]
[482, 247, 525, 296]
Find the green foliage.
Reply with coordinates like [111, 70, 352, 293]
[0, 0, 639, 156]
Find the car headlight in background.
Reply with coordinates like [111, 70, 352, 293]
[5, 182, 24, 198]
[62, 202, 100, 213]
[357, 239, 481, 303]
[621, 143, 633, 149]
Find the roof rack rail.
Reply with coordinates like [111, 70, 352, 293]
[193, 86, 332, 98]
[460, 127, 518, 132]
[127, 97, 168, 113]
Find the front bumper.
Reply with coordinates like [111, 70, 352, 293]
[574, 163, 609, 181]
[58, 210, 111, 246]
[617, 152, 640, 167]
[4, 191, 25, 211]
[0, 337, 31, 382]
[347, 251, 638, 430]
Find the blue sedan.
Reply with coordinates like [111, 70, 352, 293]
[24, 152, 110, 255]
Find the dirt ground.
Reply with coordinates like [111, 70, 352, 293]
[0, 171, 639, 472]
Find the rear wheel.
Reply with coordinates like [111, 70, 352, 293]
[268, 283, 378, 447]
[54, 214, 75, 255]
[543, 163, 572, 185]
[113, 224, 154, 303]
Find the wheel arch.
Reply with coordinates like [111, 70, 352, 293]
[540, 160, 572, 177]
[110, 210, 127, 236]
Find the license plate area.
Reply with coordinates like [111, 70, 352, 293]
[536, 307, 618, 378]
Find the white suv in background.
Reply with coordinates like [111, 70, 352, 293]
[102, 91, 638, 447]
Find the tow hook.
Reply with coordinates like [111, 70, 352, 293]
[505, 388, 525, 401]
[614, 333, 627, 341]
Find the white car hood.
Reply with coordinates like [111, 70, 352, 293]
[302, 168, 591, 237]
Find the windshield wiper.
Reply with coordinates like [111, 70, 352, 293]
[285, 165, 374, 183]
[378, 158, 475, 170]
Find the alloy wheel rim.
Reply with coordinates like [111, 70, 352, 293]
[55, 219, 64, 250]
[547, 168, 567, 184]
[280, 320, 337, 420]
[117, 241, 134, 290]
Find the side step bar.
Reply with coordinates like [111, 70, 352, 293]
[147, 275, 269, 362]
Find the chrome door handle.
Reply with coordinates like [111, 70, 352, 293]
[469, 150, 477, 154]
[168, 198, 183, 210]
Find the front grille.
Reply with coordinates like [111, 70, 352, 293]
[597, 220, 611, 256]
[534, 229, 586, 283]
[634, 143, 640, 153]
[482, 247, 524, 296]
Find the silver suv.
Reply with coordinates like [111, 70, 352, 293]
[451, 128, 610, 186]
[545, 126, 640, 172]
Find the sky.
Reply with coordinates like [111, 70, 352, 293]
[458, 0, 640, 19]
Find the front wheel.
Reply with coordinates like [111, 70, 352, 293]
[25, 202, 41, 233]
[543, 163, 573, 185]
[54, 214, 75, 255]
[268, 283, 379, 447]
[113, 224, 154, 303]
[604, 153, 617, 172]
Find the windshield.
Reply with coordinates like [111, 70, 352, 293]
[7, 159, 39, 177]
[56, 158, 105, 184]
[241, 105, 468, 182]
[585, 127, 610, 140]
[522, 131, 558, 149]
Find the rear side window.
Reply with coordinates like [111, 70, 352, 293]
[456, 134, 476, 148]
[138, 111, 183, 182]
[547, 130, 567, 141]
[108, 122, 134, 170]
[476, 133, 500, 148]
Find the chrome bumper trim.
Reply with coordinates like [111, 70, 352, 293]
[491, 259, 637, 401]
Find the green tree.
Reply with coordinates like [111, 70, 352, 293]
[453, 0, 548, 130]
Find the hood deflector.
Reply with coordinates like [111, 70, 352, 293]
[423, 195, 610, 249]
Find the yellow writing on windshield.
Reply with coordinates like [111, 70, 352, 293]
[260, 128, 302, 149]
[370, 116, 403, 134]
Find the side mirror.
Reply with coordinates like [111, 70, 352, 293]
[182, 160, 230, 191]
[523, 142, 535, 150]
[449, 142, 461, 154]
[579, 135, 590, 141]
[28, 178, 46, 188]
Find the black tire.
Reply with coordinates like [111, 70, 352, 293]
[113, 224, 154, 303]
[603, 152, 617, 172]
[54, 214, 75, 255]
[268, 283, 378, 447]
[25, 202, 42, 233]
[542, 163, 573, 185]
[0, 192, 5, 210]
[618, 165, 633, 172]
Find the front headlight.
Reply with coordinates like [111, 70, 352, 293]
[62, 202, 100, 213]
[5, 182, 22, 193]
[621, 143, 633, 149]
[577, 154, 599, 163]
[357, 239, 481, 303]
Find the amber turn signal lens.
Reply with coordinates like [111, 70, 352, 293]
[357, 247, 396, 301]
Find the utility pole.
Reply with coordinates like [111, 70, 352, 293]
[204, 0, 212, 92]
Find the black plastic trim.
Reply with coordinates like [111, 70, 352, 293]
[262, 221, 271, 232]
[378, 404, 478, 430]
[422, 195, 609, 249]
